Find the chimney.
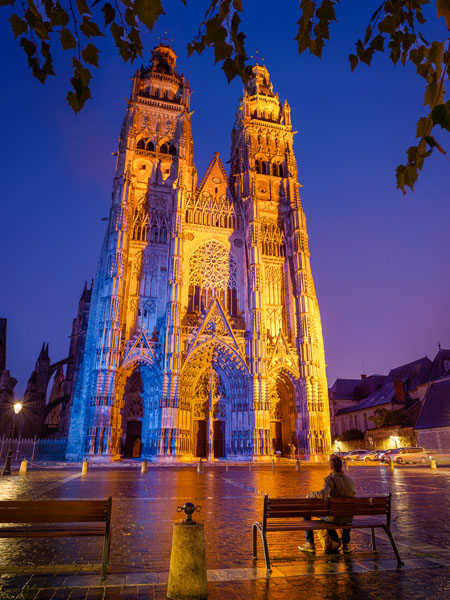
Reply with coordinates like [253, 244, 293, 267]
[361, 374, 367, 380]
[394, 379, 405, 403]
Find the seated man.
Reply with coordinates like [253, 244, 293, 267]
[298, 454, 355, 554]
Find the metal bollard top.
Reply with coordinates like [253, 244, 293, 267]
[176, 502, 201, 525]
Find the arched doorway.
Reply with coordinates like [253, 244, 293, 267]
[268, 370, 298, 457]
[192, 370, 227, 459]
[180, 337, 250, 459]
[121, 367, 145, 457]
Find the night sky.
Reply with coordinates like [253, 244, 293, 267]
[1, 2, 449, 397]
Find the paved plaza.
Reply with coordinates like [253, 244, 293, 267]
[0, 461, 450, 599]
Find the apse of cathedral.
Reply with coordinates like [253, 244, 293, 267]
[66, 44, 331, 461]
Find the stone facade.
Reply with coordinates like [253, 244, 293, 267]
[66, 46, 331, 461]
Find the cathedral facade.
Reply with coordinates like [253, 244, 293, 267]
[66, 45, 331, 461]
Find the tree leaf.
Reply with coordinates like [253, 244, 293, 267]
[50, 3, 70, 27]
[134, 0, 165, 32]
[101, 3, 115, 26]
[80, 16, 105, 38]
[0, 0, 15, 5]
[9, 14, 28, 39]
[75, 0, 91, 16]
[82, 42, 100, 67]
[436, 0, 450, 29]
[416, 116, 430, 138]
[59, 27, 77, 50]
[431, 101, 450, 132]
[349, 53, 358, 71]
[67, 57, 92, 113]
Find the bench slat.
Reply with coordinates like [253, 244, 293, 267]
[266, 520, 385, 532]
[0, 501, 109, 523]
[0, 528, 105, 537]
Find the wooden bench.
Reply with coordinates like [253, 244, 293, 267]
[0, 498, 112, 580]
[252, 494, 402, 572]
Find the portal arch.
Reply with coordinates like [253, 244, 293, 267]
[180, 338, 249, 458]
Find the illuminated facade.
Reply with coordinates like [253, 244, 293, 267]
[66, 45, 331, 461]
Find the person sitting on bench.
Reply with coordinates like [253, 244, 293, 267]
[298, 454, 355, 554]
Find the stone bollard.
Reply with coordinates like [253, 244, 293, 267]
[272, 458, 275, 473]
[19, 459, 27, 475]
[389, 459, 395, 471]
[81, 460, 89, 475]
[226, 460, 229, 472]
[295, 459, 301, 472]
[141, 460, 148, 474]
[167, 502, 207, 600]
[197, 459, 203, 474]
[430, 458, 437, 470]
[342, 459, 348, 471]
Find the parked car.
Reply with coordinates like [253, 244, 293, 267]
[344, 450, 368, 461]
[360, 450, 382, 461]
[331, 451, 348, 457]
[393, 447, 430, 464]
[381, 448, 406, 462]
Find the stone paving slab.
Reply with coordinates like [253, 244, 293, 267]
[0, 464, 449, 598]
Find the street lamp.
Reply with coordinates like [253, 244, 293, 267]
[1, 401, 23, 476]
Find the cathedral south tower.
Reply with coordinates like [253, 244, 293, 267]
[66, 47, 331, 461]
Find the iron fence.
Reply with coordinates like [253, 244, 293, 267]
[0, 437, 67, 462]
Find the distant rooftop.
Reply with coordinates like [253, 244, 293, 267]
[415, 379, 450, 430]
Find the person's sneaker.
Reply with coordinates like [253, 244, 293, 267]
[325, 539, 341, 553]
[342, 543, 353, 554]
[298, 542, 316, 554]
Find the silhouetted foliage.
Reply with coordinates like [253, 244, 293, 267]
[336, 428, 365, 441]
[1, 0, 449, 191]
[373, 407, 414, 427]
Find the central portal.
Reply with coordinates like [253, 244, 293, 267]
[192, 369, 227, 459]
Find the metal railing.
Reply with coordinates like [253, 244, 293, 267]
[0, 437, 67, 462]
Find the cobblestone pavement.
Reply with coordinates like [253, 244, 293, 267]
[1, 461, 450, 598]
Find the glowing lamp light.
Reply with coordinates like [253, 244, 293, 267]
[13, 402, 22, 415]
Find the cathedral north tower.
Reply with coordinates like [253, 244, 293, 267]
[66, 48, 331, 461]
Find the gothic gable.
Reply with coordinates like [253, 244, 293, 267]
[268, 331, 300, 378]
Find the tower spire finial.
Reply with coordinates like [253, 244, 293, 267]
[157, 31, 173, 45]
[250, 49, 264, 66]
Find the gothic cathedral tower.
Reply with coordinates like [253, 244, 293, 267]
[66, 47, 331, 461]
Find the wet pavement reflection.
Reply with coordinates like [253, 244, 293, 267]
[0, 462, 449, 598]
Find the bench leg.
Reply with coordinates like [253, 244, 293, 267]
[101, 530, 111, 581]
[371, 528, 377, 552]
[252, 524, 258, 559]
[383, 526, 403, 566]
[261, 530, 271, 573]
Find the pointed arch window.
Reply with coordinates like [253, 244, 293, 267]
[136, 139, 146, 150]
[261, 219, 286, 257]
[255, 159, 261, 173]
[146, 140, 155, 151]
[169, 145, 177, 156]
[160, 144, 168, 154]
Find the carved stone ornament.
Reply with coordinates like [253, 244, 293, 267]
[189, 240, 237, 292]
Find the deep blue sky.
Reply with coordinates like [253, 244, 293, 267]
[1, 2, 449, 396]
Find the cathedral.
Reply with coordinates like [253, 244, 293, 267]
[66, 44, 331, 461]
